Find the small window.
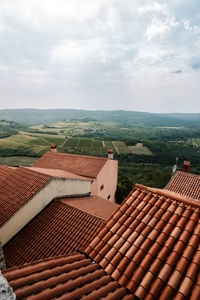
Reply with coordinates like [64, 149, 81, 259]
[107, 195, 111, 200]
[100, 184, 104, 191]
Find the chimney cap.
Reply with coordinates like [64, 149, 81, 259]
[107, 149, 113, 154]
[51, 144, 57, 149]
[182, 160, 191, 173]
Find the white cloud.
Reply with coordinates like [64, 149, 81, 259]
[138, 2, 167, 14]
[145, 15, 179, 40]
[183, 19, 200, 34]
[50, 39, 109, 67]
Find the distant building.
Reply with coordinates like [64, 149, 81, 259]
[165, 161, 200, 200]
[33, 149, 118, 202]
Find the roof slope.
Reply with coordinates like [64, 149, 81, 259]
[4, 198, 105, 267]
[0, 167, 51, 227]
[85, 184, 200, 300]
[2, 253, 134, 300]
[165, 170, 200, 200]
[0, 165, 14, 181]
[61, 195, 119, 221]
[33, 151, 109, 178]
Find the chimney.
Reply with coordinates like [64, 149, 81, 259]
[108, 149, 113, 159]
[51, 144, 57, 153]
[182, 161, 191, 173]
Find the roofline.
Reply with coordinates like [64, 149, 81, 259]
[135, 183, 200, 209]
[45, 151, 114, 161]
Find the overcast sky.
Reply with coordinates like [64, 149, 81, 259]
[0, 0, 200, 113]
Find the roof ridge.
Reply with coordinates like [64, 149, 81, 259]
[45, 151, 109, 161]
[135, 183, 200, 209]
[176, 170, 200, 177]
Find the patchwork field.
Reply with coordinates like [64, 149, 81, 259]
[0, 131, 153, 158]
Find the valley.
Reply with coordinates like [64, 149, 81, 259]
[1, 111, 200, 203]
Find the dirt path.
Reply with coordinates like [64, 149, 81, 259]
[112, 142, 119, 154]
[61, 137, 68, 147]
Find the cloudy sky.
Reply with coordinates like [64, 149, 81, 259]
[0, 0, 200, 112]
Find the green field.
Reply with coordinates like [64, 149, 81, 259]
[0, 130, 153, 158]
[189, 138, 200, 147]
[128, 143, 153, 155]
[0, 156, 37, 166]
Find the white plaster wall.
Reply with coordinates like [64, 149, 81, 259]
[0, 178, 91, 245]
[95, 160, 118, 202]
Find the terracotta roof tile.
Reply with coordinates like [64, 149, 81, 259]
[85, 184, 200, 299]
[0, 167, 51, 227]
[60, 195, 118, 221]
[0, 165, 14, 181]
[2, 253, 135, 300]
[33, 151, 110, 178]
[165, 170, 200, 200]
[4, 198, 106, 267]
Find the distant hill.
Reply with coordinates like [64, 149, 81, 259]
[0, 109, 200, 128]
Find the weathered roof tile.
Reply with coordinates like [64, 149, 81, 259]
[33, 151, 110, 178]
[2, 253, 135, 300]
[3, 196, 115, 267]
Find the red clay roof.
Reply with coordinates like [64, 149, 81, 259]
[0, 165, 14, 181]
[33, 151, 109, 178]
[0, 167, 51, 227]
[24, 166, 90, 181]
[85, 184, 200, 300]
[4, 198, 105, 267]
[2, 253, 134, 300]
[60, 195, 119, 221]
[165, 170, 200, 200]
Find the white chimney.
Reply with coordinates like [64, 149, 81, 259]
[51, 144, 57, 153]
[108, 149, 113, 159]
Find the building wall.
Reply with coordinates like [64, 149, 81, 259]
[91, 160, 118, 202]
[0, 178, 91, 245]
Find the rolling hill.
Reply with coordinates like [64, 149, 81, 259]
[0, 109, 200, 128]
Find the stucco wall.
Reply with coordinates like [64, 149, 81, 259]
[0, 178, 91, 245]
[92, 159, 118, 202]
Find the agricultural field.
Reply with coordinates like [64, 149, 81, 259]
[0, 156, 37, 166]
[0, 128, 153, 158]
[128, 143, 153, 155]
[189, 138, 200, 148]
[1, 117, 200, 203]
